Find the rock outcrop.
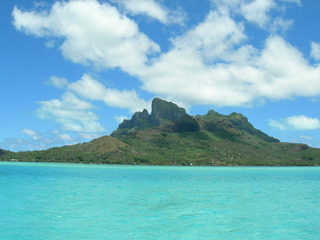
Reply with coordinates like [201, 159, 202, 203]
[112, 98, 187, 136]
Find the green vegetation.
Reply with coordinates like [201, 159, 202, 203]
[1, 98, 320, 166]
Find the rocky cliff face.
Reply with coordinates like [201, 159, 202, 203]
[112, 97, 279, 143]
[112, 98, 278, 146]
[150, 98, 186, 125]
[112, 98, 187, 136]
[118, 109, 153, 131]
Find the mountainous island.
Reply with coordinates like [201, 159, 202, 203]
[1, 98, 319, 166]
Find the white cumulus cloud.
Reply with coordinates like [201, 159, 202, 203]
[12, 0, 320, 109]
[122, 0, 167, 22]
[281, 0, 301, 6]
[254, 36, 320, 100]
[48, 76, 69, 89]
[37, 92, 106, 133]
[115, 0, 186, 25]
[57, 133, 74, 141]
[269, 115, 320, 130]
[139, 11, 253, 106]
[21, 129, 41, 140]
[310, 41, 320, 61]
[68, 74, 150, 112]
[240, 0, 276, 28]
[138, 12, 320, 107]
[13, 0, 160, 73]
[37, 74, 149, 135]
[211, 0, 276, 28]
[269, 18, 293, 34]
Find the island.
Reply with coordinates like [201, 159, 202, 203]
[1, 98, 319, 166]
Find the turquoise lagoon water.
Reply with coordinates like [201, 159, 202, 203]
[0, 162, 319, 240]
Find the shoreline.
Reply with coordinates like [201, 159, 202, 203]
[1, 160, 319, 167]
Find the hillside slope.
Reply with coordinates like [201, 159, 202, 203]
[1, 98, 320, 166]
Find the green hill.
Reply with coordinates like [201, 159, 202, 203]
[1, 98, 320, 166]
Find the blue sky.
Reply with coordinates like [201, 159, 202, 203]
[1, 0, 320, 151]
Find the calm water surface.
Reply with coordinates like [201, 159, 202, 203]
[0, 162, 319, 240]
